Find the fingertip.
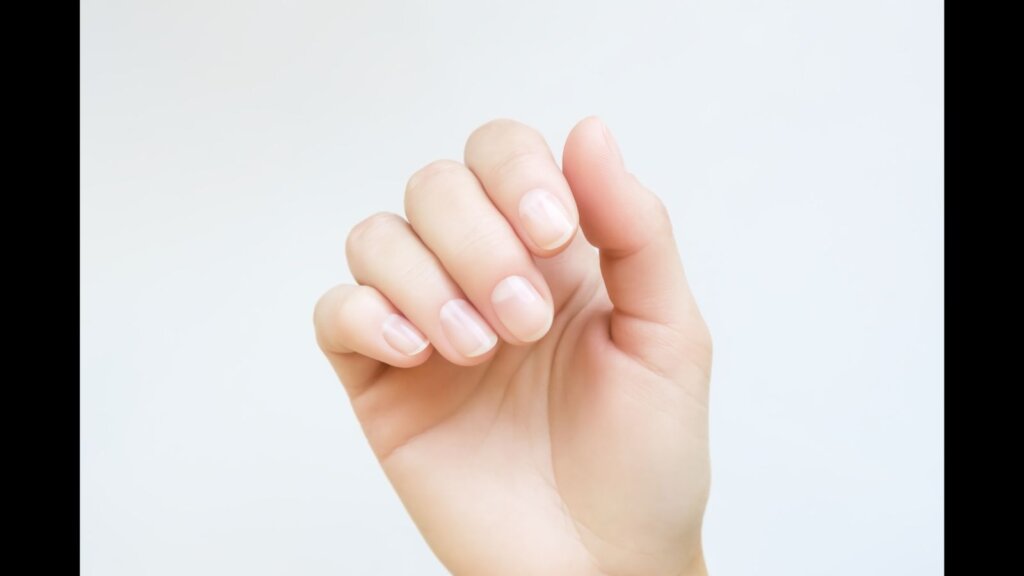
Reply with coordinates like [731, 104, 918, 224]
[564, 116, 659, 254]
[382, 313, 433, 361]
[597, 118, 624, 164]
[438, 298, 500, 364]
[518, 187, 578, 256]
[562, 118, 701, 367]
[574, 114, 606, 132]
[490, 274, 554, 344]
[440, 340, 499, 367]
[462, 118, 580, 258]
[315, 284, 434, 370]
[564, 115, 621, 172]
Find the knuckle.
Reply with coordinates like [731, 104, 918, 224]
[333, 285, 365, 321]
[465, 118, 546, 162]
[491, 145, 546, 180]
[645, 191, 674, 234]
[394, 254, 450, 289]
[466, 118, 525, 145]
[312, 291, 331, 334]
[314, 285, 359, 353]
[405, 159, 465, 202]
[447, 221, 516, 268]
[346, 212, 405, 262]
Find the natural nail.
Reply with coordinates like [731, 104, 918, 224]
[599, 117, 623, 164]
[519, 188, 575, 250]
[491, 276, 552, 343]
[440, 299, 498, 357]
[382, 314, 429, 356]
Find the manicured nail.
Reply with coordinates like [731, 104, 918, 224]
[382, 314, 429, 356]
[491, 276, 552, 343]
[519, 188, 575, 250]
[440, 299, 498, 357]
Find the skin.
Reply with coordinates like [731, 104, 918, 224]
[314, 117, 712, 576]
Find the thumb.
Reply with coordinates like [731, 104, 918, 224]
[562, 117, 709, 373]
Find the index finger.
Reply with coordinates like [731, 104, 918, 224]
[464, 119, 580, 257]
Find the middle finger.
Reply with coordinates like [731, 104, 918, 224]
[404, 160, 554, 346]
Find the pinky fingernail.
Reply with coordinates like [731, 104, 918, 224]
[382, 314, 429, 356]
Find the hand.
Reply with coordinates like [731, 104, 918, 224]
[314, 117, 712, 576]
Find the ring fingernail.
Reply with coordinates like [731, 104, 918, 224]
[519, 188, 574, 250]
[382, 314, 429, 356]
[440, 299, 498, 357]
[491, 276, 552, 343]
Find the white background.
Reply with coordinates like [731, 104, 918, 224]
[81, 1, 943, 574]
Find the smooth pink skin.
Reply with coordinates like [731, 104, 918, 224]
[315, 117, 712, 576]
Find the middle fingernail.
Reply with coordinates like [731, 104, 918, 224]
[440, 299, 498, 357]
[491, 276, 552, 343]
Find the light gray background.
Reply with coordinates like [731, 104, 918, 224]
[81, 1, 943, 574]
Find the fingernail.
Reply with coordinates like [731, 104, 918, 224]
[598, 118, 623, 164]
[440, 299, 498, 357]
[382, 314, 429, 356]
[491, 276, 552, 343]
[519, 188, 574, 250]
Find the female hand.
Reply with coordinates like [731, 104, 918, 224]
[315, 117, 712, 576]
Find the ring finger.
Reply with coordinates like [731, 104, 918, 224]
[404, 160, 555, 347]
[346, 211, 498, 365]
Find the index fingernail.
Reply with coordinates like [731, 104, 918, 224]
[519, 188, 574, 251]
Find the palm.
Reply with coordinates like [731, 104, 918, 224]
[317, 118, 711, 576]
